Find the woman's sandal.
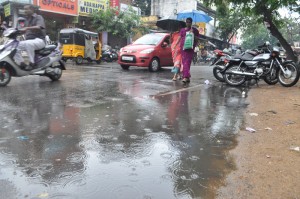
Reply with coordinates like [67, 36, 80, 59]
[182, 78, 190, 83]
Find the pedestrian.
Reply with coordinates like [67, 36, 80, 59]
[223, 46, 229, 53]
[194, 45, 200, 63]
[14, 4, 46, 71]
[235, 47, 242, 55]
[201, 48, 208, 63]
[170, 23, 184, 81]
[45, 34, 51, 45]
[173, 17, 200, 83]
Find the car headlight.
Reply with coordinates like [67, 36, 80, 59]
[140, 49, 154, 54]
[120, 48, 124, 52]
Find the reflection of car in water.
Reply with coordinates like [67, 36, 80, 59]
[118, 33, 173, 72]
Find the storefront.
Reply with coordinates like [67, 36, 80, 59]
[33, 0, 78, 41]
[77, 0, 110, 44]
[0, 0, 33, 29]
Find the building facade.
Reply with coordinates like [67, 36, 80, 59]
[0, 0, 138, 47]
[151, 0, 196, 18]
[150, 0, 237, 48]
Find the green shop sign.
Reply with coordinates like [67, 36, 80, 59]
[4, 4, 11, 17]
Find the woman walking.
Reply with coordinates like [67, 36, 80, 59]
[173, 17, 199, 83]
[170, 24, 184, 81]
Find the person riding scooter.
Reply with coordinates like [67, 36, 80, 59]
[14, 4, 46, 71]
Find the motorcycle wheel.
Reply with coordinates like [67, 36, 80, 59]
[0, 67, 11, 87]
[263, 68, 278, 85]
[224, 65, 246, 86]
[210, 58, 218, 66]
[213, 66, 225, 82]
[47, 67, 62, 81]
[75, 56, 83, 65]
[107, 57, 112, 62]
[277, 63, 300, 87]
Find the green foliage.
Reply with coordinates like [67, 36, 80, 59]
[216, 5, 246, 42]
[91, 7, 148, 39]
[132, 0, 151, 16]
[202, 0, 300, 61]
[241, 23, 277, 50]
[280, 17, 300, 44]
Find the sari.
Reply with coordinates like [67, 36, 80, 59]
[171, 31, 182, 70]
[180, 27, 200, 78]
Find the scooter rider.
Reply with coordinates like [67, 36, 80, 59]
[14, 4, 46, 71]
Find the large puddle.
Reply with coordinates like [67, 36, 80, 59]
[0, 71, 249, 198]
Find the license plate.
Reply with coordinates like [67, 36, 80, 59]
[122, 56, 133, 61]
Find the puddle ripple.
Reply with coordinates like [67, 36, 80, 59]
[110, 185, 142, 199]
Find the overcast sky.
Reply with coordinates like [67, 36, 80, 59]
[278, 7, 300, 21]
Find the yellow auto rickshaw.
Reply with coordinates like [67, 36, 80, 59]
[59, 28, 102, 64]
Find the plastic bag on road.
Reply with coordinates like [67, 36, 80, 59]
[245, 127, 256, 133]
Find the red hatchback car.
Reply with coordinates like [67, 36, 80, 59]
[118, 33, 173, 72]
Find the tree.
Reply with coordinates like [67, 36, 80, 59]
[281, 17, 300, 44]
[215, 5, 246, 43]
[132, 0, 151, 16]
[203, 0, 300, 62]
[241, 23, 278, 50]
[91, 7, 148, 41]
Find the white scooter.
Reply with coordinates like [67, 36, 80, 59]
[0, 28, 65, 86]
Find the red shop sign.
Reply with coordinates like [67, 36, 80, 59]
[110, 0, 119, 8]
[38, 0, 78, 16]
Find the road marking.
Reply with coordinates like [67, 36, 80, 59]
[155, 84, 203, 97]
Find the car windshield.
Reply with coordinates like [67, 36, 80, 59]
[133, 34, 164, 45]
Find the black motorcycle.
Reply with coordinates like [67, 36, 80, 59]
[102, 49, 118, 62]
[223, 43, 299, 87]
[212, 49, 260, 82]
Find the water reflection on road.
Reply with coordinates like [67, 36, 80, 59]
[0, 71, 248, 199]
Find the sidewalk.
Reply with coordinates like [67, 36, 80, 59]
[217, 83, 300, 198]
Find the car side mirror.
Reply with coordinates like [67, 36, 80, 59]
[161, 42, 168, 47]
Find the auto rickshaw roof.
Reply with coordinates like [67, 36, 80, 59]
[60, 28, 98, 37]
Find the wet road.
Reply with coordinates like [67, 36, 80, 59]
[0, 62, 249, 199]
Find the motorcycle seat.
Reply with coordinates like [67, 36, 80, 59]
[247, 50, 258, 55]
[36, 45, 56, 55]
[233, 54, 242, 59]
[241, 53, 255, 61]
[228, 58, 241, 62]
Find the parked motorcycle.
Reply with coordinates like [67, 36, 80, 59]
[212, 43, 274, 83]
[0, 28, 65, 87]
[211, 49, 233, 82]
[101, 49, 118, 62]
[210, 49, 232, 66]
[223, 43, 299, 87]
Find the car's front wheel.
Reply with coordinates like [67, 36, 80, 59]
[149, 58, 160, 72]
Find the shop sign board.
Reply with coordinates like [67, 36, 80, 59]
[78, 0, 109, 16]
[4, 3, 11, 17]
[110, 0, 119, 8]
[37, 0, 78, 16]
[0, 0, 31, 3]
[120, 3, 140, 15]
[197, 22, 206, 35]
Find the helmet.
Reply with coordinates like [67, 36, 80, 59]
[17, 17, 26, 22]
